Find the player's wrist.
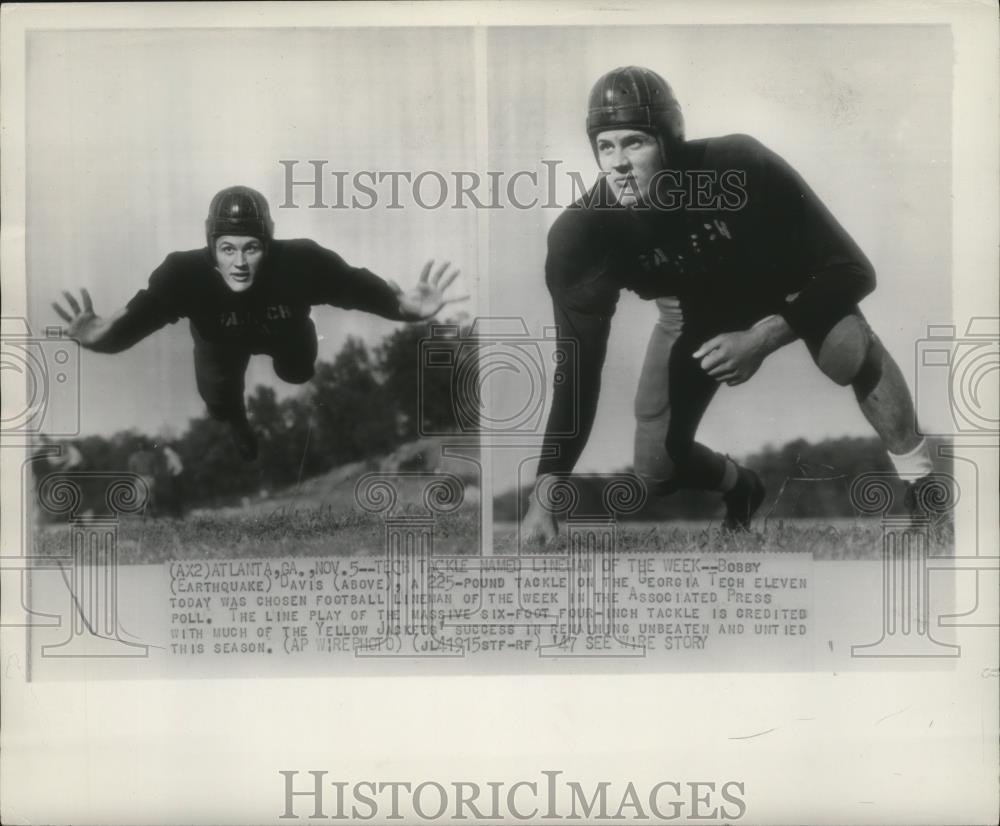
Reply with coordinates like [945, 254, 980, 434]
[744, 323, 770, 356]
[74, 317, 103, 347]
[530, 473, 554, 506]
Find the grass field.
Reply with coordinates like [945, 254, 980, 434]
[30, 437, 490, 562]
[32, 507, 953, 564]
[494, 517, 955, 560]
[28, 436, 954, 563]
[32, 504, 482, 563]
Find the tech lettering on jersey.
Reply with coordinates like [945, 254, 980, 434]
[218, 303, 294, 329]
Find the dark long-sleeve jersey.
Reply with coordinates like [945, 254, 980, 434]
[538, 133, 876, 477]
[115, 238, 404, 352]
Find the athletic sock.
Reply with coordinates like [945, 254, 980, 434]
[888, 439, 933, 479]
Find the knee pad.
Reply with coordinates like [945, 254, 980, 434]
[816, 315, 878, 387]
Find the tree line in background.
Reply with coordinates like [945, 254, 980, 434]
[493, 435, 953, 522]
[43, 321, 476, 509]
[39, 319, 949, 519]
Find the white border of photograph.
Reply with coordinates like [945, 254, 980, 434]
[2, 3, 997, 824]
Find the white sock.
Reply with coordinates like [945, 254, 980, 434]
[718, 458, 739, 493]
[888, 439, 933, 479]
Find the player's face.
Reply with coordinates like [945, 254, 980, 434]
[595, 129, 663, 206]
[214, 235, 264, 292]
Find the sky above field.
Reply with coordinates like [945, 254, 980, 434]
[24, 25, 955, 492]
[486, 25, 954, 491]
[26, 27, 478, 438]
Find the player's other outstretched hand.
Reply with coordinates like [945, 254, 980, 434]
[393, 259, 468, 321]
[520, 478, 559, 545]
[52, 289, 108, 349]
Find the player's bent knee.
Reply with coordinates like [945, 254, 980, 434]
[815, 315, 875, 387]
[274, 363, 315, 384]
[634, 459, 675, 489]
[633, 466, 677, 497]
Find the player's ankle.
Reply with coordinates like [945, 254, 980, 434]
[888, 438, 932, 479]
[227, 419, 258, 461]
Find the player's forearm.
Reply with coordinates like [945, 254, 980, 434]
[749, 314, 797, 358]
[536, 296, 614, 476]
[358, 280, 407, 321]
[537, 394, 586, 476]
[83, 307, 157, 353]
[537, 415, 591, 477]
[336, 266, 408, 321]
[530, 473, 553, 501]
[536, 345, 603, 477]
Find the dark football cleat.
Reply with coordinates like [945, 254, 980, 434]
[722, 468, 766, 532]
[229, 419, 259, 462]
[903, 473, 950, 524]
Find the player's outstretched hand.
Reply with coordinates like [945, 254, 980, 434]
[520, 479, 559, 545]
[693, 330, 767, 386]
[52, 289, 108, 348]
[394, 260, 468, 321]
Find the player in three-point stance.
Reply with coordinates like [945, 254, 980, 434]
[522, 66, 936, 541]
[53, 185, 465, 461]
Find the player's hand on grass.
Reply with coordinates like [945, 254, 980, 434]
[521, 476, 559, 545]
[52, 289, 109, 349]
[393, 260, 468, 321]
[693, 329, 767, 386]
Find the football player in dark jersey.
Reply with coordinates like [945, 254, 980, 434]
[522, 66, 934, 541]
[53, 186, 465, 461]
